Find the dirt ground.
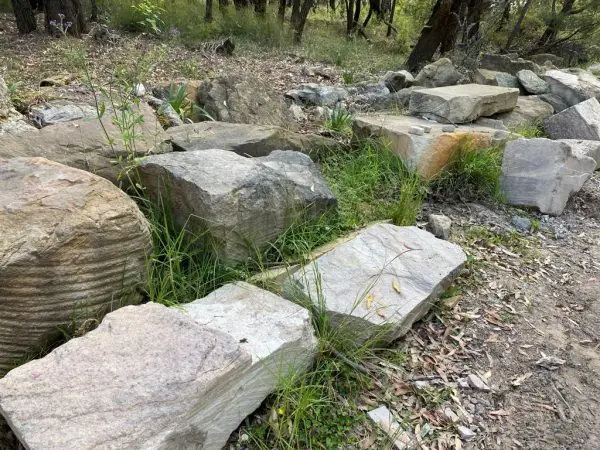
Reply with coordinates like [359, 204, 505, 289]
[2, 13, 600, 450]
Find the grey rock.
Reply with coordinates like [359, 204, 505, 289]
[409, 125, 424, 135]
[314, 106, 332, 120]
[198, 75, 295, 128]
[138, 149, 336, 263]
[0, 157, 151, 375]
[458, 425, 476, 441]
[516, 69, 549, 94]
[475, 117, 508, 130]
[382, 70, 414, 92]
[544, 97, 600, 140]
[474, 69, 520, 90]
[0, 298, 313, 450]
[409, 84, 520, 123]
[480, 54, 542, 76]
[494, 95, 554, 129]
[444, 408, 460, 423]
[0, 102, 169, 183]
[544, 69, 600, 107]
[429, 214, 452, 240]
[368, 406, 415, 449]
[166, 122, 335, 157]
[0, 74, 12, 118]
[559, 139, 600, 170]
[589, 63, 600, 76]
[414, 58, 461, 88]
[467, 374, 491, 392]
[500, 138, 596, 215]
[539, 93, 569, 113]
[285, 224, 466, 342]
[290, 103, 307, 121]
[286, 83, 349, 106]
[530, 54, 565, 67]
[511, 216, 532, 232]
[442, 124, 456, 132]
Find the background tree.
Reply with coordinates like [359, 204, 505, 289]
[10, 0, 36, 33]
[44, 0, 87, 37]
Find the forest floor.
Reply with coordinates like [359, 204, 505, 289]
[1, 14, 600, 450]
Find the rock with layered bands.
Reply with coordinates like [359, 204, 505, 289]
[0, 157, 151, 375]
[285, 224, 467, 343]
[543, 69, 600, 107]
[500, 138, 596, 215]
[0, 295, 315, 449]
[409, 84, 520, 123]
[138, 149, 336, 263]
[544, 97, 600, 140]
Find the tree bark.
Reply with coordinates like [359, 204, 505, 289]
[11, 0, 37, 34]
[205, 0, 213, 21]
[537, 0, 577, 48]
[90, 0, 98, 21]
[386, 0, 396, 37]
[291, 0, 314, 42]
[255, 0, 266, 15]
[405, 0, 458, 72]
[505, 0, 533, 50]
[345, 0, 354, 36]
[278, 0, 286, 22]
[44, 0, 87, 37]
[496, 0, 512, 31]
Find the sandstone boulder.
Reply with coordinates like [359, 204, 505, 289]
[0, 296, 316, 449]
[539, 93, 569, 113]
[473, 69, 520, 89]
[559, 139, 600, 170]
[29, 100, 97, 128]
[138, 149, 336, 263]
[494, 95, 554, 129]
[353, 114, 511, 179]
[544, 97, 600, 140]
[0, 102, 169, 183]
[409, 84, 520, 124]
[285, 83, 349, 107]
[500, 138, 596, 215]
[516, 70, 549, 95]
[544, 69, 600, 107]
[285, 224, 466, 342]
[414, 58, 461, 88]
[166, 121, 335, 156]
[0, 74, 11, 119]
[382, 70, 414, 92]
[0, 157, 151, 375]
[480, 54, 541, 75]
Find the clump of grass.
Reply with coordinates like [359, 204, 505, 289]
[513, 123, 545, 138]
[430, 140, 504, 201]
[341, 70, 356, 84]
[324, 107, 353, 134]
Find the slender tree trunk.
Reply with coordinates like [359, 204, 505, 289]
[205, 0, 213, 21]
[44, 0, 87, 37]
[278, 0, 287, 21]
[292, 0, 314, 42]
[345, 0, 354, 35]
[352, 0, 361, 30]
[11, 0, 37, 34]
[386, 0, 396, 37]
[219, 0, 230, 11]
[90, 0, 98, 21]
[505, 0, 533, 50]
[255, 0, 266, 15]
[405, 0, 458, 72]
[234, 0, 249, 9]
[537, 0, 576, 48]
[440, 0, 464, 54]
[496, 0, 512, 31]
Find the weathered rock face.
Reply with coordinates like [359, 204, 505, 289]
[500, 138, 596, 215]
[544, 97, 600, 140]
[285, 224, 466, 342]
[516, 70, 549, 95]
[544, 69, 600, 107]
[382, 70, 414, 92]
[138, 149, 336, 263]
[0, 102, 169, 183]
[197, 75, 294, 128]
[0, 157, 152, 375]
[29, 101, 98, 128]
[473, 69, 519, 89]
[0, 74, 11, 119]
[0, 75, 37, 135]
[353, 114, 511, 179]
[480, 54, 541, 75]
[589, 64, 600, 76]
[409, 84, 520, 124]
[530, 53, 565, 67]
[285, 83, 349, 107]
[414, 58, 461, 88]
[559, 139, 600, 170]
[539, 93, 569, 113]
[166, 121, 335, 156]
[494, 95, 554, 129]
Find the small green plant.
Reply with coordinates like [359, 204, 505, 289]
[6, 81, 22, 97]
[430, 140, 504, 201]
[132, 0, 166, 35]
[324, 107, 353, 134]
[164, 82, 191, 121]
[341, 70, 355, 84]
[513, 123, 545, 138]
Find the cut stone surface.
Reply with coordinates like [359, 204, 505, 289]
[494, 95, 554, 129]
[0, 157, 151, 375]
[544, 97, 600, 140]
[285, 224, 467, 342]
[285, 83, 349, 106]
[29, 100, 97, 128]
[0, 102, 168, 183]
[516, 70, 549, 95]
[414, 58, 461, 88]
[500, 138, 596, 215]
[166, 121, 335, 156]
[559, 139, 600, 170]
[138, 149, 336, 263]
[544, 69, 600, 107]
[353, 114, 512, 179]
[409, 84, 520, 123]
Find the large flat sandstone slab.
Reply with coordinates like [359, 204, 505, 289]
[409, 84, 519, 123]
[285, 224, 466, 342]
[353, 114, 511, 179]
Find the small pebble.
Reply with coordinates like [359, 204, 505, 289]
[468, 374, 491, 392]
[511, 215, 532, 233]
[422, 125, 432, 133]
[409, 125, 425, 136]
[458, 425, 476, 441]
[441, 124, 456, 132]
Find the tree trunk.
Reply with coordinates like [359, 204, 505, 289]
[44, 0, 87, 37]
[90, 0, 98, 21]
[505, 0, 533, 50]
[352, 0, 361, 31]
[496, 0, 512, 31]
[278, 0, 286, 21]
[405, 0, 458, 72]
[219, 0, 230, 11]
[386, 0, 396, 37]
[205, 0, 213, 21]
[234, 0, 249, 9]
[440, 0, 464, 54]
[537, 0, 576, 48]
[11, 0, 37, 34]
[292, 0, 313, 42]
[255, 0, 266, 15]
